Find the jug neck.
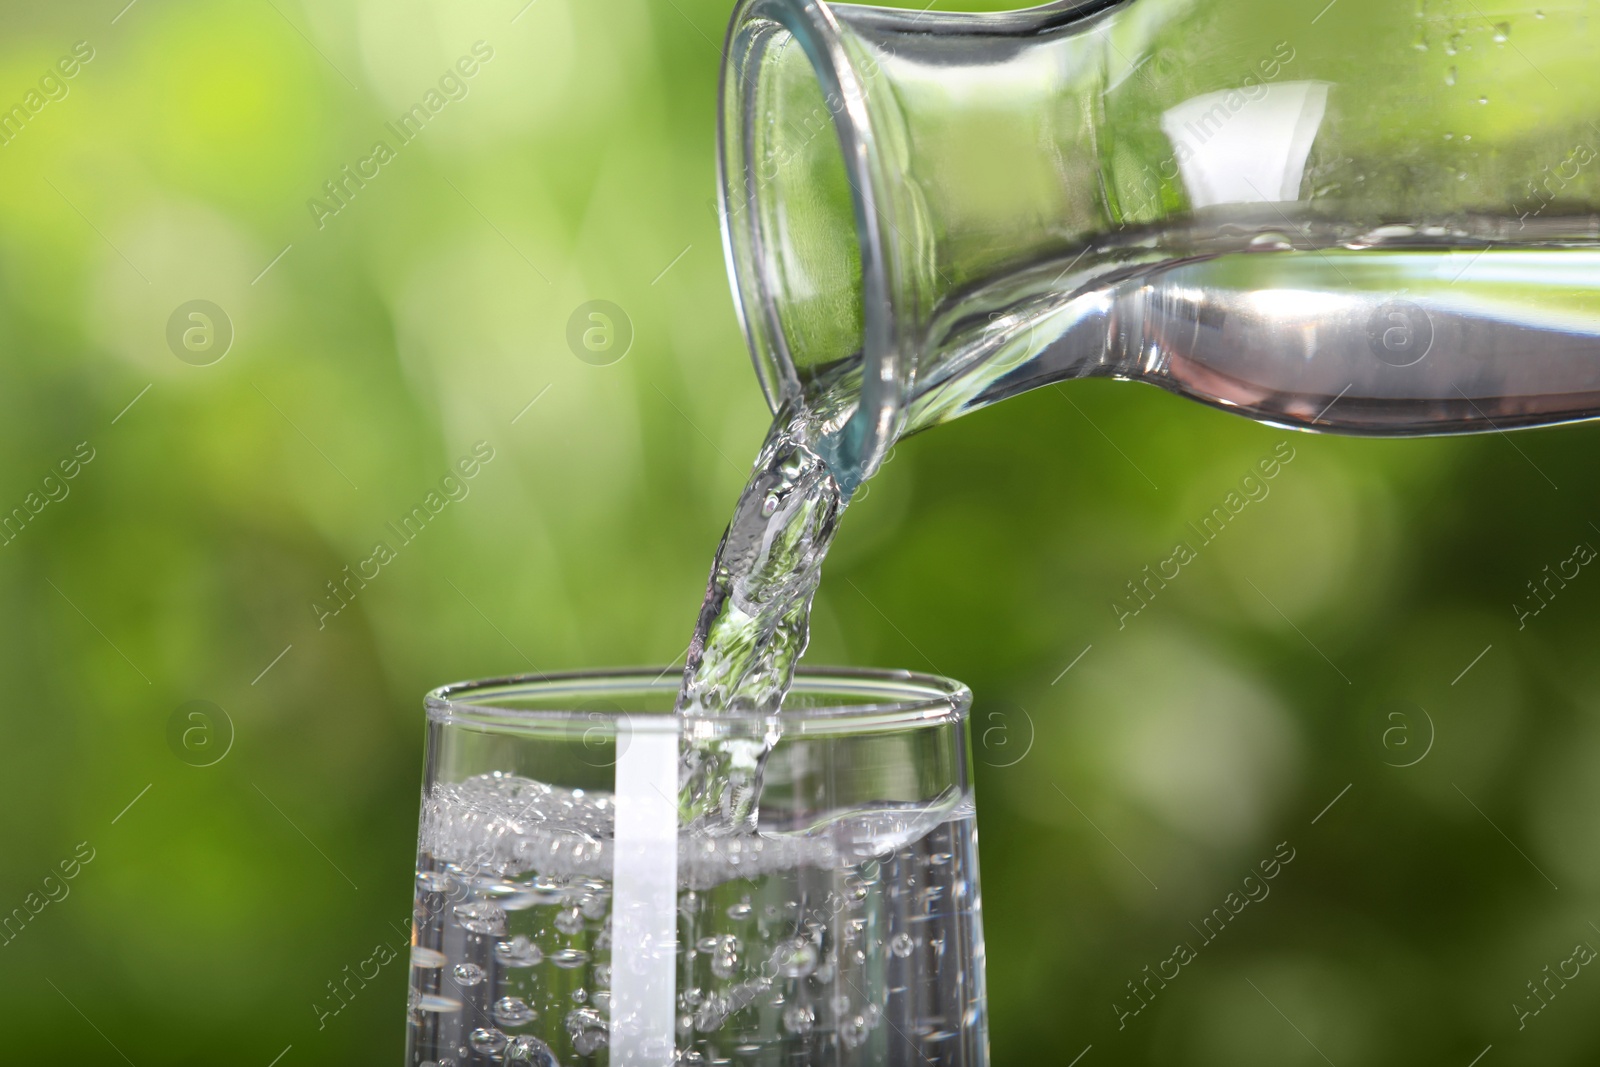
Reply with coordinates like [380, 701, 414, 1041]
[719, 0, 1137, 486]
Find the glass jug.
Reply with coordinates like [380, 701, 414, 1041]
[718, 0, 1600, 488]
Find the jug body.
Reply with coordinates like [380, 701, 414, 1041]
[719, 0, 1600, 487]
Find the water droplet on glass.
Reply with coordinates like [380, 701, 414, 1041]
[1445, 66, 1457, 86]
[1478, 95, 1489, 105]
[453, 962, 486, 986]
[494, 996, 538, 1027]
[1493, 22, 1510, 42]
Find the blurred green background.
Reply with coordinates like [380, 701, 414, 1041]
[3, 0, 1599, 1064]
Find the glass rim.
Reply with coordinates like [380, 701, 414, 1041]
[425, 666, 971, 734]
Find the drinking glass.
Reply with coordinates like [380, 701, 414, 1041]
[405, 668, 989, 1067]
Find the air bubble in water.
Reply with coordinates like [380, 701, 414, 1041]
[416, 994, 464, 1013]
[782, 1004, 815, 1034]
[1493, 22, 1510, 42]
[494, 996, 537, 1027]
[454, 902, 506, 935]
[550, 948, 590, 969]
[506, 1035, 560, 1066]
[1478, 95, 1489, 105]
[773, 938, 818, 978]
[412, 946, 447, 969]
[726, 900, 753, 921]
[495, 935, 543, 968]
[841, 1015, 870, 1048]
[566, 1008, 609, 1055]
[470, 1028, 508, 1056]
[453, 963, 486, 986]
[1445, 66, 1457, 86]
[554, 907, 586, 935]
[890, 933, 916, 958]
[706, 934, 741, 979]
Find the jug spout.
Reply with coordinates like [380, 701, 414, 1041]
[720, 0, 1600, 487]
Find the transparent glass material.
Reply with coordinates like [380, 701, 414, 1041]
[406, 669, 989, 1067]
[718, 0, 1600, 485]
